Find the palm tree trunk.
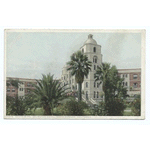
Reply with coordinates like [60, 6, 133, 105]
[44, 105, 52, 115]
[78, 83, 82, 101]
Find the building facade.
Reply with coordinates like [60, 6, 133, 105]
[118, 68, 141, 96]
[61, 34, 141, 101]
[61, 34, 103, 100]
[6, 77, 37, 98]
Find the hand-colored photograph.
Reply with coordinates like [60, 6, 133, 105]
[4, 29, 145, 119]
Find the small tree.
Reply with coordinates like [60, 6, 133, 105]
[94, 62, 128, 116]
[6, 95, 32, 115]
[33, 73, 69, 115]
[131, 95, 141, 116]
[57, 98, 89, 115]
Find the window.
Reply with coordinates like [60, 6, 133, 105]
[133, 83, 138, 88]
[94, 65, 96, 70]
[86, 91, 88, 99]
[93, 47, 96, 53]
[7, 88, 10, 92]
[94, 91, 96, 98]
[93, 56, 97, 63]
[76, 85, 77, 90]
[94, 82, 96, 88]
[12, 89, 15, 92]
[123, 74, 124, 78]
[122, 82, 124, 86]
[97, 83, 99, 88]
[126, 82, 128, 86]
[27, 83, 30, 87]
[97, 65, 99, 69]
[20, 88, 23, 91]
[86, 82, 88, 88]
[126, 74, 128, 77]
[82, 48, 84, 53]
[133, 74, 137, 79]
[86, 75, 88, 79]
[97, 92, 99, 98]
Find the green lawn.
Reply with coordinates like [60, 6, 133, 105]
[123, 111, 132, 116]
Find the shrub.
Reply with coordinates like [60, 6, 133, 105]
[105, 99, 126, 116]
[55, 99, 89, 116]
[131, 99, 141, 116]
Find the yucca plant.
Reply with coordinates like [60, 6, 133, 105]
[33, 73, 69, 115]
[67, 51, 92, 101]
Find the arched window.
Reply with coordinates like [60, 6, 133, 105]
[94, 65, 96, 70]
[94, 91, 96, 98]
[97, 82, 99, 88]
[82, 48, 84, 53]
[93, 47, 96, 52]
[76, 85, 77, 90]
[93, 56, 97, 63]
[94, 82, 96, 88]
[97, 92, 99, 98]
[86, 82, 88, 88]
[86, 91, 88, 99]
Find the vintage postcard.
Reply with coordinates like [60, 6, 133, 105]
[4, 29, 145, 119]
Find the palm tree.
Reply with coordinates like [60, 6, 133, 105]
[94, 63, 111, 102]
[33, 73, 69, 115]
[67, 51, 92, 101]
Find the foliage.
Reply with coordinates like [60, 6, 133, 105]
[7, 79, 23, 88]
[105, 99, 126, 116]
[67, 51, 92, 101]
[55, 98, 89, 115]
[131, 95, 141, 116]
[33, 73, 70, 115]
[89, 102, 106, 116]
[94, 62, 128, 116]
[6, 95, 34, 115]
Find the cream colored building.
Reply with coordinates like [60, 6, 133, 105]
[61, 34, 103, 101]
[61, 34, 141, 103]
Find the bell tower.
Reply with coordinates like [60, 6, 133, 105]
[80, 34, 103, 100]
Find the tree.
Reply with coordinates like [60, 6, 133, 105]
[7, 78, 23, 88]
[6, 95, 34, 115]
[94, 62, 128, 116]
[33, 73, 69, 115]
[94, 63, 111, 102]
[67, 51, 92, 101]
[55, 98, 89, 115]
[131, 95, 141, 116]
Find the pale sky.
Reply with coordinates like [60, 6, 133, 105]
[6, 31, 141, 79]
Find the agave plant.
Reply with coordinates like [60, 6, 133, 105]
[33, 73, 69, 115]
